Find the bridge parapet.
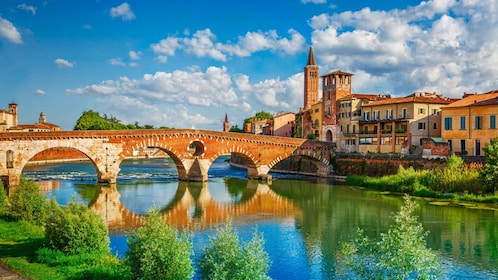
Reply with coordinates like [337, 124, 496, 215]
[0, 129, 335, 186]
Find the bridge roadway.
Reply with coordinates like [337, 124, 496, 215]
[0, 129, 335, 187]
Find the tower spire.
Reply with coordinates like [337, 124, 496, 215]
[306, 46, 316, 66]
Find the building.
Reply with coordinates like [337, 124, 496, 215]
[223, 113, 230, 132]
[8, 112, 61, 132]
[359, 92, 454, 153]
[336, 94, 378, 152]
[321, 70, 353, 142]
[297, 46, 321, 139]
[270, 112, 295, 137]
[441, 90, 498, 156]
[0, 103, 18, 131]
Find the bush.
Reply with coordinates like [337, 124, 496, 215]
[198, 221, 271, 280]
[44, 199, 110, 255]
[337, 195, 440, 279]
[0, 181, 8, 216]
[125, 209, 193, 280]
[9, 178, 49, 226]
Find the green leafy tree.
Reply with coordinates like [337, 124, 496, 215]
[229, 124, 244, 133]
[337, 195, 440, 279]
[244, 111, 273, 124]
[44, 199, 110, 255]
[0, 181, 8, 216]
[198, 221, 271, 280]
[9, 178, 49, 226]
[125, 209, 193, 280]
[479, 137, 498, 193]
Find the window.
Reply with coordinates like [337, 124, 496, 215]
[460, 139, 466, 153]
[386, 109, 393, 119]
[460, 116, 466, 130]
[490, 115, 496, 129]
[352, 125, 356, 133]
[444, 117, 453, 130]
[433, 122, 437, 130]
[432, 109, 438, 114]
[418, 122, 426, 130]
[418, 108, 425, 114]
[373, 110, 380, 120]
[6, 150, 13, 169]
[314, 108, 319, 113]
[475, 116, 482, 129]
[363, 111, 370, 121]
[402, 108, 408, 119]
[448, 139, 453, 151]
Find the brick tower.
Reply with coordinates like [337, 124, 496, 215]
[303, 46, 319, 110]
[223, 113, 230, 132]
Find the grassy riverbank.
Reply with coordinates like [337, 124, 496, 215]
[345, 154, 498, 205]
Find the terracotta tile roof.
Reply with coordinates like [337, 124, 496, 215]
[320, 70, 353, 77]
[337, 93, 379, 101]
[362, 92, 455, 107]
[9, 123, 60, 130]
[443, 90, 498, 108]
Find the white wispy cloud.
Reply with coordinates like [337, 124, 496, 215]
[128, 50, 141, 60]
[309, 0, 498, 97]
[151, 28, 306, 62]
[35, 89, 46, 95]
[108, 58, 126, 66]
[54, 58, 74, 68]
[17, 3, 37, 15]
[301, 0, 327, 4]
[66, 66, 302, 129]
[0, 17, 23, 44]
[109, 2, 136, 21]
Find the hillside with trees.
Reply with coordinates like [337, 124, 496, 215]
[74, 110, 172, 130]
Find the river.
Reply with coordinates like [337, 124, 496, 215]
[23, 156, 498, 279]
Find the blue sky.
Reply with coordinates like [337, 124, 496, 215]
[1, 0, 497, 131]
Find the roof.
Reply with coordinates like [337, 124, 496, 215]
[320, 70, 353, 77]
[9, 123, 60, 130]
[362, 92, 455, 107]
[306, 46, 316, 66]
[337, 93, 380, 101]
[443, 90, 498, 108]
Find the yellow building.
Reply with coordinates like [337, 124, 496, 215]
[0, 103, 18, 131]
[271, 112, 295, 137]
[359, 92, 454, 154]
[337, 94, 377, 152]
[441, 90, 498, 156]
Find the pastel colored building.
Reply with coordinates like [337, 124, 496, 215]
[359, 92, 454, 154]
[441, 90, 498, 156]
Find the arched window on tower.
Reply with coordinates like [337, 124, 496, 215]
[6, 150, 14, 169]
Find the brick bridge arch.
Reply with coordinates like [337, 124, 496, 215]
[0, 129, 335, 187]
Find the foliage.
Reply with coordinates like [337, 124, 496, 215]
[337, 195, 440, 279]
[36, 248, 130, 280]
[125, 209, 193, 280]
[198, 221, 271, 280]
[44, 199, 110, 255]
[9, 178, 49, 226]
[0, 180, 8, 216]
[74, 110, 163, 130]
[229, 124, 244, 132]
[244, 111, 273, 124]
[479, 137, 498, 193]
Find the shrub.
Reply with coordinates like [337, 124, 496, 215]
[44, 199, 110, 255]
[198, 221, 271, 280]
[9, 178, 49, 226]
[0, 181, 8, 216]
[479, 137, 498, 193]
[125, 209, 193, 280]
[337, 195, 440, 279]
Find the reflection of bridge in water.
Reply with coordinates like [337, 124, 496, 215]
[89, 180, 302, 232]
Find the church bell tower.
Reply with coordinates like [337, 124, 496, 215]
[303, 46, 319, 110]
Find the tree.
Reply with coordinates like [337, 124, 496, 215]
[125, 209, 193, 280]
[337, 195, 440, 279]
[479, 137, 498, 193]
[44, 199, 110, 255]
[198, 221, 271, 280]
[9, 178, 49, 226]
[0, 181, 8, 216]
[229, 124, 244, 133]
[244, 111, 273, 124]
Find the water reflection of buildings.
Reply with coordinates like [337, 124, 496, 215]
[89, 181, 302, 232]
[37, 180, 61, 193]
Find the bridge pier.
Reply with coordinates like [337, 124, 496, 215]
[181, 158, 209, 182]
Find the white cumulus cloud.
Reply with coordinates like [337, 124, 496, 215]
[110, 2, 136, 21]
[0, 17, 23, 44]
[54, 58, 74, 68]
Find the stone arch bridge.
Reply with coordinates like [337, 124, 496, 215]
[0, 129, 335, 187]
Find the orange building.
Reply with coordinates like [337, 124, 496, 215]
[359, 92, 454, 154]
[441, 90, 498, 156]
